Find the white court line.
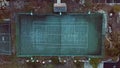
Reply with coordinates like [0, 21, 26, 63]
[86, 22, 89, 49]
[32, 43, 87, 45]
[32, 43, 88, 49]
[33, 46, 87, 48]
[33, 24, 88, 26]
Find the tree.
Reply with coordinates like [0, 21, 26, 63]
[74, 61, 84, 68]
[84, 0, 92, 9]
[89, 58, 101, 68]
[50, 56, 65, 65]
[113, 5, 120, 13]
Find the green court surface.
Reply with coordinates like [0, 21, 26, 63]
[16, 13, 105, 57]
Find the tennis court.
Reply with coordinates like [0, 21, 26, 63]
[16, 13, 105, 57]
[0, 21, 11, 55]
